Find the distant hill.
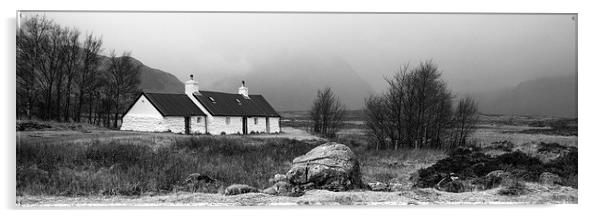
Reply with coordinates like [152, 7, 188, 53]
[98, 55, 184, 94]
[211, 53, 375, 111]
[475, 75, 577, 118]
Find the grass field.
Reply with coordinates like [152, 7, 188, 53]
[16, 114, 578, 205]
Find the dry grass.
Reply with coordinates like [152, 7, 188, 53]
[470, 124, 578, 147]
[16, 136, 319, 196]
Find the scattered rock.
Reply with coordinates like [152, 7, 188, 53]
[481, 170, 513, 189]
[539, 172, 562, 186]
[286, 142, 363, 191]
[435, 173, 465, 193]
[368, 182, 389, 191]
[268, 174, 288, 184]
[224, 184, 259, 196]
[262, 181, 303, 196]
[389, 183, 407, 192]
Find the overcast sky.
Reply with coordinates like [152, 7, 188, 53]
[20, 12, 577, 95]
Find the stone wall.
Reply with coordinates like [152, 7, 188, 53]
[121, 115, 165, 132]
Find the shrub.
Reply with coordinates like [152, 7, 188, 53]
[415, 145, 578, 191]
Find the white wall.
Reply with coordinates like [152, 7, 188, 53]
[123, 95, 163, 118]
[247, 116, 267, 133]
[268, 117, 280, 133]
[163, 117, 185, 134]
[207, 116, 243, 135]
[121, 115, 165, 132]
[121, 95, 166, 132]
[191, 116, 207, 134]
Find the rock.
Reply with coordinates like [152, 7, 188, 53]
[268, 174, 288, 184]
[438, 179, 465, 193]
[482, 170, 513, 189]
[262, 186, 278, 195]
[389, 183, 407, 192]
[262, 181, 303, 197]
[286, 142, 362, 191]
[539, 172, 562, 186]
[368, 182, 389, 191]
[435, 173, 465, 193]
[185, 173, 216, 184]
[224, 184, 259, 196]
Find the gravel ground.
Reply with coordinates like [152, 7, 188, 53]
[16, 182, 576, 207]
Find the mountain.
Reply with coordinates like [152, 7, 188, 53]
[475, 75, 577, 118]
[210, 53, 375, 111]
[98, 55, 184, 94]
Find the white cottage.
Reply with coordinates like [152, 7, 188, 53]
[121, 76, 281, 135]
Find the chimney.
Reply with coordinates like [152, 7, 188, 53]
[185, 74, 199, 95]
[238, 80, 249, 98]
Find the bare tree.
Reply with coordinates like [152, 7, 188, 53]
[107, 51, 141, 128]
[59, 28, 81, 121]
[364, 95, 391, 150]
[310, 87, 346, 138]
[451, 96, 479, 148]
[17, 15, 52, 119]
[364, 61, 456, 150]
[76, 33, 103, 122]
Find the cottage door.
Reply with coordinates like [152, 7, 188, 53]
[242, 116, 248, 135]
[184, 117, 191, 135]
[266, 117, 270, 133]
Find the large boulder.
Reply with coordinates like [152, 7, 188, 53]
[286, 142, 363, 191]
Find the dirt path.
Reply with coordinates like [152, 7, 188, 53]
[16, 183, 576, 207]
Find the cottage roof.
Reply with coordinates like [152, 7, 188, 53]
[193, 91, 280, 117]
[139, 93, 206, 116]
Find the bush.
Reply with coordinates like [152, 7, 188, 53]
[415, 145, 578, 191]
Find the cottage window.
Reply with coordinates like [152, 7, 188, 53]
[254, 117, 258, 124]
[226, 117, 231, 125]
[197, 117, 202, 123]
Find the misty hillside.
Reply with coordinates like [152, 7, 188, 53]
[98, 55, 184, 94]
[476, 75, 577, 118]
[210, 54, 375, 111]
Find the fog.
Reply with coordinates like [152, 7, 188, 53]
[20, 12, 577, 112]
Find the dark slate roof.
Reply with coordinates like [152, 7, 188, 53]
[193, 91, 280, 117]
[135, 93, 206, 116]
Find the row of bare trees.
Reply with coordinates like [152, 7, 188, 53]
[17, 15, 141, 128]
[365, 61, 478, 150]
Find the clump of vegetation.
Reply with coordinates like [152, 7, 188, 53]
[16, 137, 317, 196]
[17, 15, 140, 127]
[364, 61, 479, 150]
[16, 121, 51, 131]
[414, 144, 578, 192]
[309, 87, 346, 138]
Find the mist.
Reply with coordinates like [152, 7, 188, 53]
[20, 12, 577, 112]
